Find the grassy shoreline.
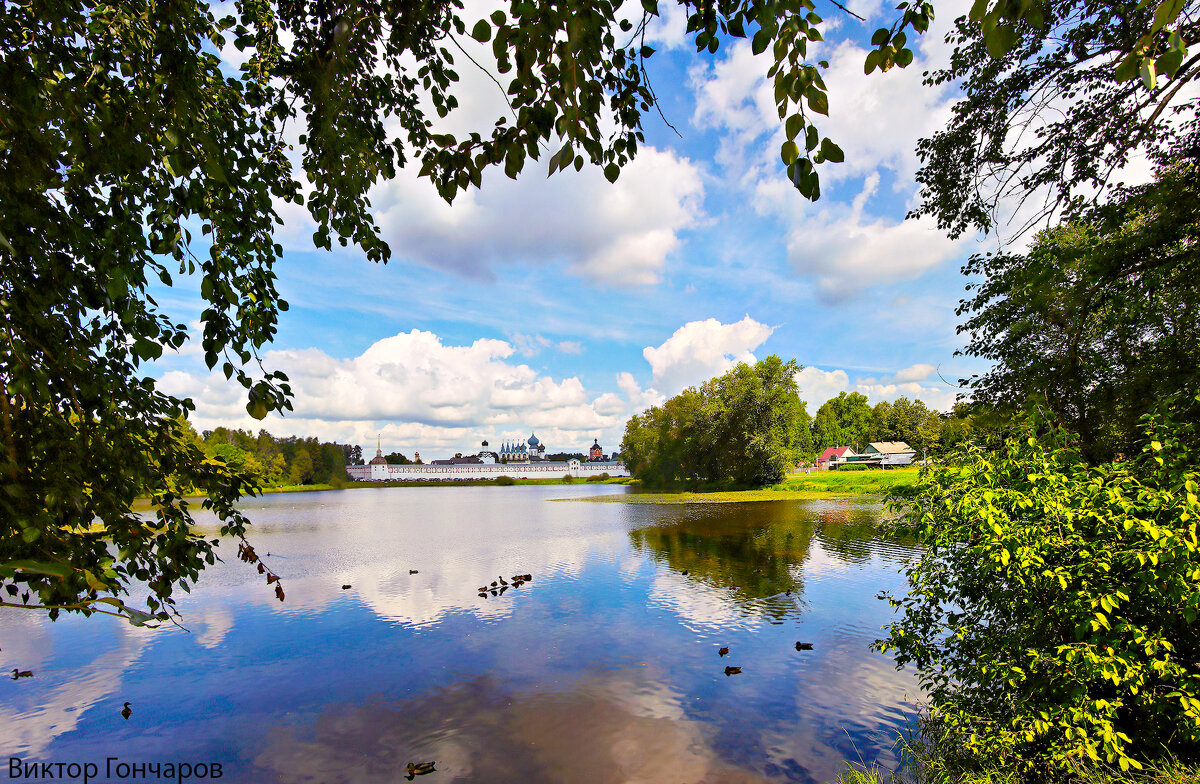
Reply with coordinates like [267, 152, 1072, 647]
[555, 467, 922, 504]
[142, 467, 916, 504]
[138, 475, 632, 502]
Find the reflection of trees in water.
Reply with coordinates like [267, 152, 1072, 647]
[810, 502, 921, 566]
[628, 502, 820, 612]
[628, 501, 918, 614]
[811, 504, 880, 564]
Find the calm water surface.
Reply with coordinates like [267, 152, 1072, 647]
[1, 485, 923, 783]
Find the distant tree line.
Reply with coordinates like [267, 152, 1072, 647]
[182, 423, 357, 487]
[811, 392, 982, 460]
[620, 356, 1002, 488]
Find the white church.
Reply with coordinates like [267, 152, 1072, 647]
[345, 433, 628, 481]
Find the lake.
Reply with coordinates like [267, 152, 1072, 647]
[0, 485, 923, 783]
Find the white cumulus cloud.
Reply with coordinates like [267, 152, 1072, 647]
[157, 330, 636, 456]
[642, 316, 775, 396]
[793, 365, 960, 412]
[794, 366, 852, 411]
[369, 146, 703, 288]
[892, 363, 936, 383]
[786, 174, 975, 301]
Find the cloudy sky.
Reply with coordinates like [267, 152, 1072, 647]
[154, 0, 999, 458]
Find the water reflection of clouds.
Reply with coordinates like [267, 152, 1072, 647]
[196, 607, 235, 649]
[2, 489, 924, 782]
[189, 486, 633, 631]
[647, 572, 754, 631]
[253, 671, 775, 784]
[0, 620, 151, 757]
[761, 637, 922, 780]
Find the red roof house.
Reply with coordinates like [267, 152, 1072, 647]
[817, 446, 856, 469]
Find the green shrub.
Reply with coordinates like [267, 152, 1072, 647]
[562, 473, 574, 483]
[879, 402, 1200, 775]
[493, 475, 514, 486]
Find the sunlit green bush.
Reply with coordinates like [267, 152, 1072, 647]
[879, 401, 1200, 775]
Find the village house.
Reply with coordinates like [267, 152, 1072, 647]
[817, 446, 856, 470]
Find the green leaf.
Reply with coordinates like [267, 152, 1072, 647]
[871, 28, 890, 46]
[752, 29, 770, 55]
[3, 560, 72, 578]
[786, 114, 803, 140]
[133, 338, 163, 361]
[471, 20, 491, 42]
[805, 87, 828, 115]
[864, 49, 881, 74]
[819, 137, 844, 163]
[985, 24, 1017, 59]
[781, 140, 800, 165]
[1156, 49, 1184, 77]
[1114, 53, 1141, 82]
[896, 47, 914, 67]
[1140, 58, 1157, 89]
[805, 125, 819, 151]
[604, 162, 620, 182]
[1152, 0, 1186, 30]
[246, 397, 270, 420]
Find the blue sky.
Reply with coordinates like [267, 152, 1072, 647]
[154, 0, 995, 458]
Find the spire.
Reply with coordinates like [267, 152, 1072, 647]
[376, 434, 383, 457]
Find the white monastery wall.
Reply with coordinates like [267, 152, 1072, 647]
[346, 460, 629, 482]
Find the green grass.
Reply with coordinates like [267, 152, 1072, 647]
[835, 760, 1200, 784]
[555, 489, 839, 503]
[555, 467, 922, 504]
[772, 467, 920, 495]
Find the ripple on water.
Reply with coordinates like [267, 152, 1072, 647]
[2, 488, 924, 783]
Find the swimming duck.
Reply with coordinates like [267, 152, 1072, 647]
[11, 669, 32, 679]
[723, 666, 742, 676]
[478, 592, 487, 598]
[718, 647, 729, 657]
[405, 761, 436, 779]
[498, 576, 508, 586]
[409, 569, 419, 575]
[121, 702, 132, 720]
[795, 642, 813, 651]
[341, 584, 351, 590]
[490, 581, 498, 588]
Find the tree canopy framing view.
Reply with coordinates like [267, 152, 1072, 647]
[0, 0, 1195, 627]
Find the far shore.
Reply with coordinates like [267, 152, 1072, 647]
[135, 475, 633, 503]
[137, 466, 920, 504]
[554, 466, 922, 504]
